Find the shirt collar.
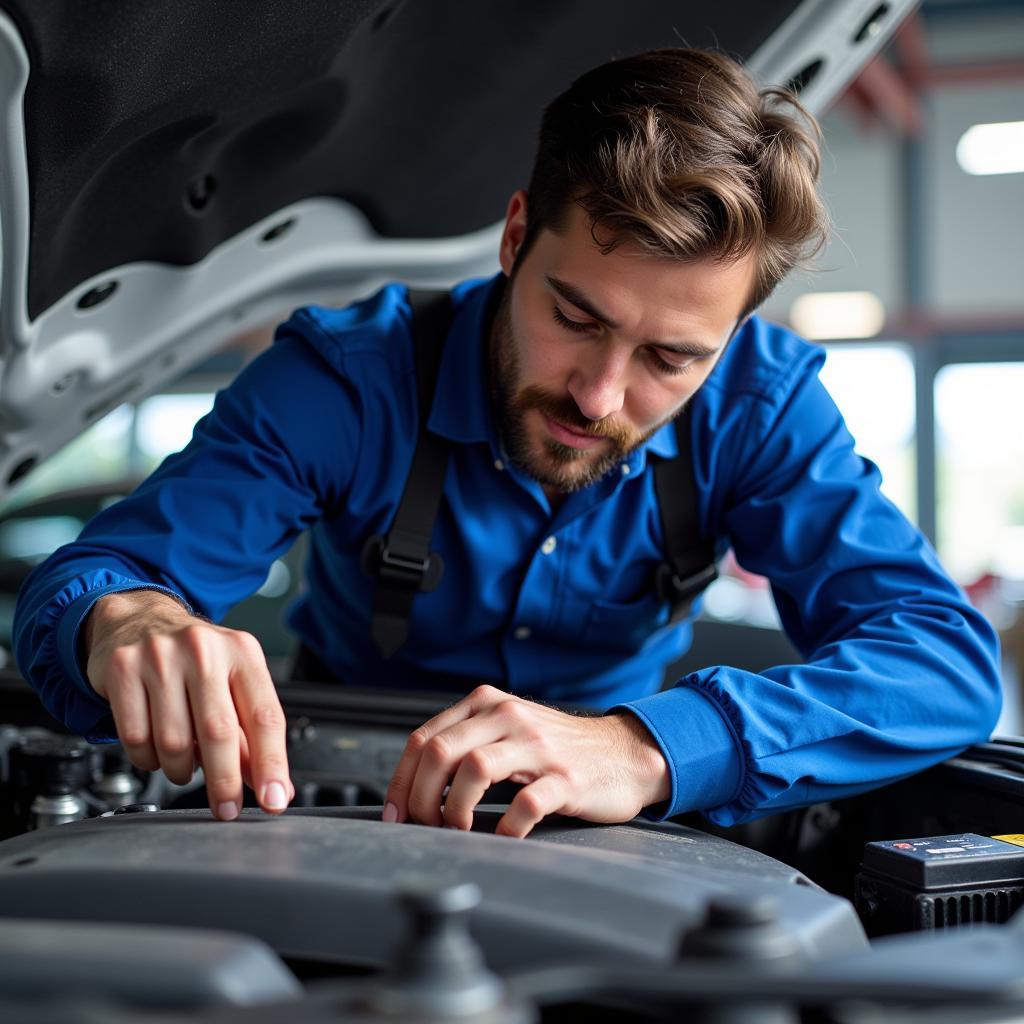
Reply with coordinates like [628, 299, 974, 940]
[427, 273, 503, 446]
[427, 272, 682, 468]
[643, 418, 679, 460]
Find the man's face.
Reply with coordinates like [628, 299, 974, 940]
[490, 191, 757, 493]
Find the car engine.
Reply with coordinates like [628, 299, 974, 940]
[2, 683, 1024, 1023]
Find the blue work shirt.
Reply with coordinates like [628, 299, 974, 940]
[13, 274, 1002, 826]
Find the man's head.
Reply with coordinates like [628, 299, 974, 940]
[490, 48, 827, 494]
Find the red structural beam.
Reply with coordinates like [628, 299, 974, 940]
[854, 55, 924, 137]
[895, 11, 931, 88]
[922, 62, 1024, 86]
[840, 11, 1024, 134]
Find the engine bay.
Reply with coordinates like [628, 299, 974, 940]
[3, 673, 1024, 1022]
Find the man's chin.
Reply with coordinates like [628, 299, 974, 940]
[525, 444, 623, 493]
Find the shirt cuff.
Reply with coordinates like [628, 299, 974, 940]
[55, 582, 193, 703]
[610, 683, 743, 819]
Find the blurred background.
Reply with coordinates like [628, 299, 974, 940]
[1, 0, 1021, 727]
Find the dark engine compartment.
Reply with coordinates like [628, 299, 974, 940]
[3, 669, 1024, 1023]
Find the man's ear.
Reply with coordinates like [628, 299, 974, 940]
[499, 189, 529, 276]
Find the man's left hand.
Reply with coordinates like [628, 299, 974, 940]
[382, 685, 670, 838]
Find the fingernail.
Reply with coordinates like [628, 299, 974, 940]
[382, 801, 398, 823]
[217, 801, 239, 821]
[262, 781, 288, 810]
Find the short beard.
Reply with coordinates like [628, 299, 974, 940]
[488, 281, 673, 494]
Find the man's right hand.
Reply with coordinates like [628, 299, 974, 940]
[83, 590, 293, 821]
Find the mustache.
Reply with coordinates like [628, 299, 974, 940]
[514, 386, 638, 448]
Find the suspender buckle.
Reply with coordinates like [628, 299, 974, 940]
[362, 533, 444, 593]
[380, 544, 431, 579]
[655, 562, 719, 610]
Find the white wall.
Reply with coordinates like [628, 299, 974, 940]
[924, 82, 1024, 316]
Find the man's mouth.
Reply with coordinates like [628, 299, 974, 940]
[541, 413, 607, 451]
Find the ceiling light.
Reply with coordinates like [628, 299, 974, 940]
[789, 291, 886, 341]
[956, 121, 1024, 176]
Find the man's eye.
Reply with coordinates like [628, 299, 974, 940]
[648, 349, 695, 376]
[552, 306, 592, 333]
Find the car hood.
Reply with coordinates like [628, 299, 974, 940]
[0, 0, 915, 501]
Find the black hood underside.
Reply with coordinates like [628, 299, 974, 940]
[3, 0, 801, 321]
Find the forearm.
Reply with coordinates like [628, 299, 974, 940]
[625, 605, 1001, 827]
[690, 343, 1003, 824]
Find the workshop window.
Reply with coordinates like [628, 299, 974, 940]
[819, 343, 917, 523]
[0, 393, 218, 516]
[134, 394, 217, 472]
[935, 362, 1024, 588]
[0, 404, 136, 512]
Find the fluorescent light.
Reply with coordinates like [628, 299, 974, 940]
[956, 121, 1024, 176]
[789, 291, 886, 340]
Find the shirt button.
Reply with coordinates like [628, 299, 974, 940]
[621, 463, 631, 476]
[513, 626, 532, 640]
[494, 459, 505, 471]
[541, 536, 557, 555]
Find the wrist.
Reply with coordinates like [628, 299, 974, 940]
[83, 588, 191, 660]
[610, 711, 671, 808]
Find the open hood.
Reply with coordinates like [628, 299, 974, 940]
[0, 0, 915, 501]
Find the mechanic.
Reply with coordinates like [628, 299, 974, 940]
[14, 49, 1001, 838]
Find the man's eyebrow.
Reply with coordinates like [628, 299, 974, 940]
[654, 340, 722, 358]
[546, 275, 722, 357]
[547, 275, 621, 330]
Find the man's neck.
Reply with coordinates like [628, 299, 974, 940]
[543, 485, 567, 514]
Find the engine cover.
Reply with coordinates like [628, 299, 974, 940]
[0, 805, 865, 971]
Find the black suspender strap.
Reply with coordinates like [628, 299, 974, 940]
[653, 407, 719, 622]
[361, 289, 454, 659]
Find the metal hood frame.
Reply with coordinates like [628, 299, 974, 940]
[0, 0, 916, 500]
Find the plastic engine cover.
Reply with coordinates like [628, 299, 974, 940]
[0, 806, 866, 970]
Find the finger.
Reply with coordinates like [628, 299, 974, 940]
[495, 775, 566, 839]
[443, 741, 531, 831]
[142, 664, 196, 786]
[385, 685, 506, 824]
[185, 663, 243, 822]
[228, 635, 290, 814]
[107, 663, 159, 773]
[238, 730, 254, 791]
[237, 731, 293, 800]
[402, 710, 512, 828]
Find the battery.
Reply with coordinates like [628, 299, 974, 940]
[854, 833, 1024, 935]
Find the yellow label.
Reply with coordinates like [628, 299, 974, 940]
[993, 834, 1024, 848]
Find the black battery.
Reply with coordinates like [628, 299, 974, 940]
[854, 833, 1024, 935]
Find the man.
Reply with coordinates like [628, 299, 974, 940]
[14, 50, 1001, 837]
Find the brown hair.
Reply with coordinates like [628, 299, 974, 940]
[521, 49, 828, 315]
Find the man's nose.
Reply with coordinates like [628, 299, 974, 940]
[567, 349, 628, 422]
